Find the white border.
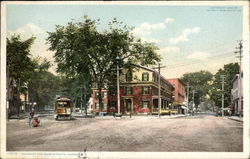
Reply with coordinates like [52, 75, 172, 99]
[1, 1, 249, 159]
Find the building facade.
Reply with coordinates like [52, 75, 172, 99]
[167, 78, 187, 114]
[91, 89, 108, 113]
[231, 73, 243, 116]
[108, 64, 174, 115]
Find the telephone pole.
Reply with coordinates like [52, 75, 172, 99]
[153, 64, 166, 118]
[186, 83, 191, 115]
[192, 90, 196, 116]
[79, 86, 83, 114]
[234, 40, 243, 117]
[116, 56, 122, 116]
[220, 75, 225, 117]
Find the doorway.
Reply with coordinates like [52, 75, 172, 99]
[124, 99, 132, 114]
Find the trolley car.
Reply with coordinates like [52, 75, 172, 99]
[54, 96, 72, 120]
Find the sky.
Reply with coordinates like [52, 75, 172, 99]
[6, 4, 243, 78]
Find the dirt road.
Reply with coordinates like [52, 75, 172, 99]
[6, 115, 243, 152]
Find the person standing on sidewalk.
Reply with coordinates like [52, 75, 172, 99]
[113, 107, 116, 118]
[28, 106, 35, 127]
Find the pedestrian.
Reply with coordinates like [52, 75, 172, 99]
[29, 109, 34, 127]
[32, 116, 40, 127]
[113, 107, 116, 118]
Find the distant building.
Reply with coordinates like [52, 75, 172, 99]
[91, 88, 108, 113]
[167, 78, 187, 114]
[231, 73, 243, 116]
[108, 64, 174, 115]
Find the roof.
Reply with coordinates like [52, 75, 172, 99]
[167, 78, 186, 86]
[131, 63, 174, 88]
[232, 72, 243, 82]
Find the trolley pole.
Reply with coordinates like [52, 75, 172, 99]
[220, 75, 225, 117]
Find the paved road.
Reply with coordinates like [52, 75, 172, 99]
[6, 115, 243, 152]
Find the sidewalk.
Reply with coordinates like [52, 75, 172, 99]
[8, 113, 28, 119]
[228, 116, 243, 122]
[73, 113, 188, 119]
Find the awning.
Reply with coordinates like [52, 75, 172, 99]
[181, 106, 188, 109]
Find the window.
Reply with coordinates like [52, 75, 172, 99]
[110, 101, 116, 108]
[126, 72, 133, 82]
[95, 103, 99, 109]
[125, 87, 133, 95]
[142, 86, 150, 95]
[142, 72, 149, 81]
[95, 92, 105, 99]
[103, 103, 107, 109]
[95, 92, 99, 99]
[142, 101, 149, 108]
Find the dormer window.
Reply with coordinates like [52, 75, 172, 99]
[126, 71, 133, 82]
[142, 72, 149, 81]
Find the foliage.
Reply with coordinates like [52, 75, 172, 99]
[209, 63, 239, 108]
[7, 35, 36, 89]
[181, 70, 213, 106]
[66, 74, 92, 114]
[7, 35, 37, 116]
[28, 58, 65, 110]
[46, 16, 161, 111]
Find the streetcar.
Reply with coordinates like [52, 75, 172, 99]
[54, 96, 72, 120]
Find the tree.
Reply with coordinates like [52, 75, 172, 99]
[209, 63, 239, 108]
[28, 58, 65, 111]
[47, 16, 161, 113]
[181, 71, 213, 107]
[7, 35, 36, 117]
[66, 74, 92, 115]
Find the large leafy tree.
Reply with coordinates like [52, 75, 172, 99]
[181, 71, 213, 107]
[28, 58, 66, 111]
[209, 63, 239, 108]
[47, 16, 161, 112]
[7, 35, 36, 116]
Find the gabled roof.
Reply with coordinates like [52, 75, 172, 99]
[130, 63, 174, 88]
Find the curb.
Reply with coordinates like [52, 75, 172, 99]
[228, 117, 243, 122]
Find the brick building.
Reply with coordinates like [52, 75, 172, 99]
[167, 78, 187, 114]
[91, 88, 108, 113]
[108, 64, 174, 115]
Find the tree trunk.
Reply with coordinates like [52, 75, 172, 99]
[98, 87, 103, 113]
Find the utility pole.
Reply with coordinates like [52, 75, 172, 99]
[153, 64, 166, 118]
[192, 90, 196, 116]
[220, 75, 226, 117]
[116, 56, 121, 116]
[186, 83, 191, 115]
[80, 87, 83, 114]
[84, 85, 87, 116]
[234, 40, 243, 117]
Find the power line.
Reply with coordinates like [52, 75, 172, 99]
[165, 51, 236, 68]
[166, 55, 236, 70]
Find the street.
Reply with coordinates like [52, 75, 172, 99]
[7, 114, 242, 152]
